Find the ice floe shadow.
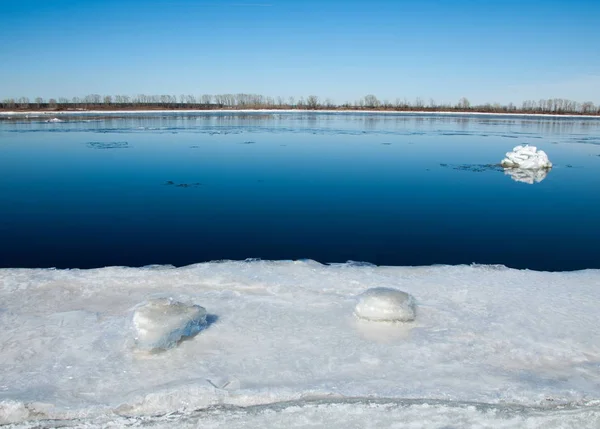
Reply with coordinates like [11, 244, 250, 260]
[175, 313, 219, 344]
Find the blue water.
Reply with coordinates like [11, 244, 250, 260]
[1, 112, 599, 270]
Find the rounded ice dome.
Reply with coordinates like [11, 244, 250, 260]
[132, 298, 207, 351]
[354, 287, 416, 322]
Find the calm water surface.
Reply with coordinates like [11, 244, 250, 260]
[1, 112, 599, 270]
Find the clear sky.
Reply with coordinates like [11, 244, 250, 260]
[1, 0, 599, 105]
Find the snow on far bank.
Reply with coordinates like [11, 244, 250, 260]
[1, 109, 600, 119]
[1, 260, 600, 426]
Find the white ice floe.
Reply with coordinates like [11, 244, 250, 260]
[504, 167, 550, 184]
[132, 298, 207, 351]
[45, 118, 63, 123]
[2, 261, 600, 427]
[501, 145, 552, 169]
[354, 287, 416, 322]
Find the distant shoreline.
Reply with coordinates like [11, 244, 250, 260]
[1, 108, 600, 119]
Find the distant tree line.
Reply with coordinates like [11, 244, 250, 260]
[1, 93, 599, 115]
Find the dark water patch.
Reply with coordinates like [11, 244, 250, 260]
[500, 135, 520, 139]
[164, 181, 202, 188]
[241, 141, 256, 144]
[574, 137, 600, 145]
[86, 141, 129, 149]
[440, 163, 503, 173]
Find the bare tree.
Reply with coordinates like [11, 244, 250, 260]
[457, 97, 471, 109]
[18, 97, 30, 109]
[306, 95, 319, 109]
[581, 101, 595, 114]
[363, 94, 380, 108]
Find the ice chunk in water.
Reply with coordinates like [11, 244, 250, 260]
[354, 287, 416, 322]
[501, 145, 552, 169]
[132, 298, 207, 350]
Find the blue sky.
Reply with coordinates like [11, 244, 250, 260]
[1, 0, 599, 105]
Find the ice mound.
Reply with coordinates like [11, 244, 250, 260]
[354, 287, 416, 322]
[504, 167, 550, 184]
[501, 145, 552, 169]
[132, 298, 207, 350]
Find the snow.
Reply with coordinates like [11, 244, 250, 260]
[132, 298, 207, 351]
[354, 287, 416, 322]
[501, 145, 553, 169]
[1, 260, 600, 427]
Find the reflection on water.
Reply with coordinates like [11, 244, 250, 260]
[504, 168, 551, 184]
[0, 112, 599, 270]
[3, 112, 600, 141]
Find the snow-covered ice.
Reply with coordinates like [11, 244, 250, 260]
[501, 145, 553, 169]
[132, 298, 207, 351]
[1, 260, 600, 427]
[354, 287, 416, 322]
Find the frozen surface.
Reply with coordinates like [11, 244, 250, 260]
[501, 145, 552, 169]
[1, 260, 600, 427]
[354, 287, 416, 321]
[132, 298, 207, 351]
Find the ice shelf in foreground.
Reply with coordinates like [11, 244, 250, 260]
[501, 145, 552, 169]
[132, 298, 207, 350]
[2, 261, 600, 427]
[355, 287, 416, 322]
